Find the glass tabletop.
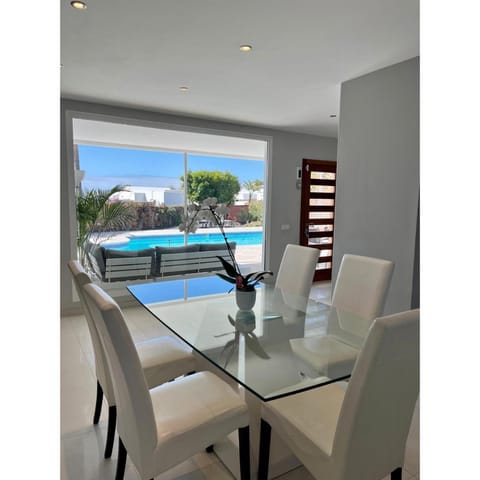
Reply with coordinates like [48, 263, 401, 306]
[128, 275, 372, 401]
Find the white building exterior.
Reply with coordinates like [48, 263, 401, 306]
[234, 188, 264, 205]
[110, 186, 263, 207]
[110, 186, 184, 206]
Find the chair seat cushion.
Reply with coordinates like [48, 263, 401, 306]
[262, 382, 347, 459]
[290, 335, 360, 376]
[136, 336, 196, 389]
[149, 371, 248, 474]
[267, 376, 330, 397]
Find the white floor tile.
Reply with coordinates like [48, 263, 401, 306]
[309, 281, 332, 304]
[276, 466, 315, 479]
[62, 426, 121, 480]
[61, 387, 100, 435]
[155, 461, 233, 480]
[153, 453, 223, 480]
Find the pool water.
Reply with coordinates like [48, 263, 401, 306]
[106, 231, 263, 251]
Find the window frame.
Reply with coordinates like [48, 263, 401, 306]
[63, 107, 273, 307]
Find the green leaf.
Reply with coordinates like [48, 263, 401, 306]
[215, 273, 237, 284]
[245, 271, 273, 282]
[75, 184, 131, 266]
[216, 256, 238, 278]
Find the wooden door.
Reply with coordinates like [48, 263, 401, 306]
[299, 159, 337, 281]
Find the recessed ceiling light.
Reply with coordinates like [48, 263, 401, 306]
[71, 1, 87, 9]
[179, 86, 189, 92]
[239, 45, 253, 52]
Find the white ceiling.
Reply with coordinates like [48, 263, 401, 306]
[61, 0, 419, 138]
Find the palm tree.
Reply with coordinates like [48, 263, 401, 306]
[76, 185, 135, 268]
[242, 179, 263, 205]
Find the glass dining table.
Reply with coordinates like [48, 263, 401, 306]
[127, 275, 372, 478]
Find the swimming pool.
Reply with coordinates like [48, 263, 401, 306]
[105, 231, 263, 251]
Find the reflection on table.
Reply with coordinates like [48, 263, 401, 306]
[128, 275, 371, 401]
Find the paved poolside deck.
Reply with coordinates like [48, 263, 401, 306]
[236, 244, 262, 271]
[99, 225, 262, 240]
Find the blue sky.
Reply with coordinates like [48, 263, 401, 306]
[78, 145, 264, 191]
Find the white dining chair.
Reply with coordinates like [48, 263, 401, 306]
[290, 254, 394, 376]
[67, 260, 196, 459]
[330, 254, 395, 320]
[83, 282, 251, 480]
[275, 244, 320, 298]
[258, 309, 419, 480]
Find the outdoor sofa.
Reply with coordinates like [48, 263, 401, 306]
[88, 242, 236, 282]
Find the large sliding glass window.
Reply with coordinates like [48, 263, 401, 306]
[71, 117, 267, 297]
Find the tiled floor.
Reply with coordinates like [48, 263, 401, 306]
[61, 281, 419, 480]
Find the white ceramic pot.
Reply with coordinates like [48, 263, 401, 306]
[235, 288, 256, 311]
[235, 310, 256, 333]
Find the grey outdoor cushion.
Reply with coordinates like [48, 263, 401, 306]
[104, 247, 156, 276]
[199, 241, 236, 252]
[155, 244, 200, 276]
[92, 242, 236, 279]
[88, 245, 106, 272]
[198, 242, 237, 272]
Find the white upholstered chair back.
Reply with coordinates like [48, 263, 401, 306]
[332, 254, 394, 320]
[67, 260, 115, 403]
[333, 309, 419, 480]
[275, 244, 320, 298]
[83, 283, 157, 471]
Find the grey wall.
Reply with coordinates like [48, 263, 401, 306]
[60, 99, 337, 314]
[332, 57, 419, 314]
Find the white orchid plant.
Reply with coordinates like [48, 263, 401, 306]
[179, 198, 272, 291]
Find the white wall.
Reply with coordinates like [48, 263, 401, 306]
[164, 190, 184, 207]
[61, 100, 337, 313]
[332, 57, 419, 314]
